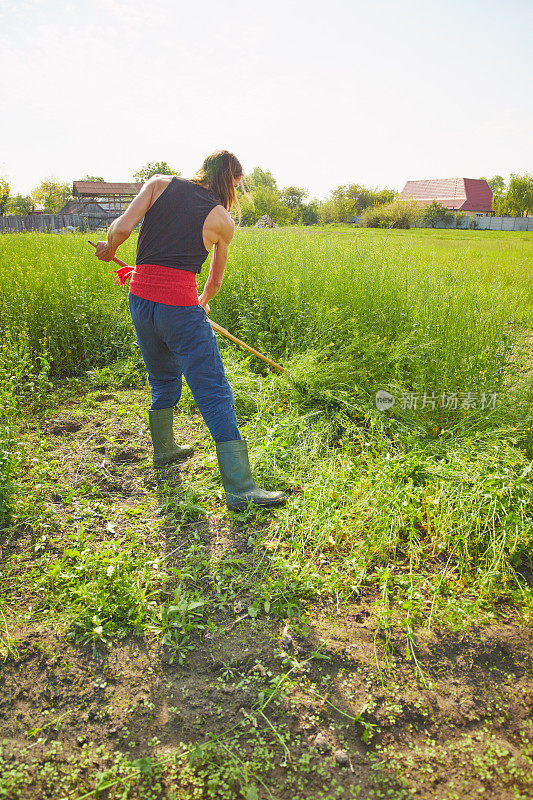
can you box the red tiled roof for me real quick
[400,178,493,212]
[73,181,142,196]
[461,179,493,212]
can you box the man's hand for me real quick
[94,241,117,262]
[94,177,160,263]
[198,294,210,314]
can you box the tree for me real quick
[239,186,291,226]
[5,194,33,215]
[280,186,307,210]
[0,178,9,214]
[31,178,71,212]
[479,175,505,195]
[505,173,533,217]
[329,184,358,221]
[479,174,533,216]
[325,184,397,222]
[480,175,506,214]
[299,200,319,225]
[238,194,257,226]
[422,200,453,228]
[80,175,105,182]
[245,167,278,192]
[373,188,398,207]
[133,162,179,182]
[317,198,340,224]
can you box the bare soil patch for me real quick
[1,387,532,799]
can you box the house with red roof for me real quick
[400,178,493,216]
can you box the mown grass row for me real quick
[1,228,532,633]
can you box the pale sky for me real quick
[0,0,531,200]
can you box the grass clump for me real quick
[37,533,209,660]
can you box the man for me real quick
[95,150,285,511]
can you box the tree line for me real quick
[1,164,532,222]
[480,175,533,218]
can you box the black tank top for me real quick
[136,177,221,273]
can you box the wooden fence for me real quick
[0,213,118,234]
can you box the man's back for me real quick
[135,176,222,272]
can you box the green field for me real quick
[1,227,532,800]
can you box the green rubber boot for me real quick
[215,439,286,511]
[148,408,194,468]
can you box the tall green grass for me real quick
[0,232,133,521]
[213,228,533,623]
[0,233,132,374]
[1,229,531,396]
[218,227,531,390]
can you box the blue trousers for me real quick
[128,293,241,443]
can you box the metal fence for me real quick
[349,214,533,232]
[416,215,533,231]
[0,213,118,234]
[463,215,533,232]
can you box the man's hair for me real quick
[191,150,246,221]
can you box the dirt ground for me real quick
[1,387,532,799]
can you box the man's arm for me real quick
[198,214,235,311]
[94,177,160,261]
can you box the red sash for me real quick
[122,263,199,307]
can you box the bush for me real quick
[360,199,422,229]
[422,200,454,228]
[319,184,398,224]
